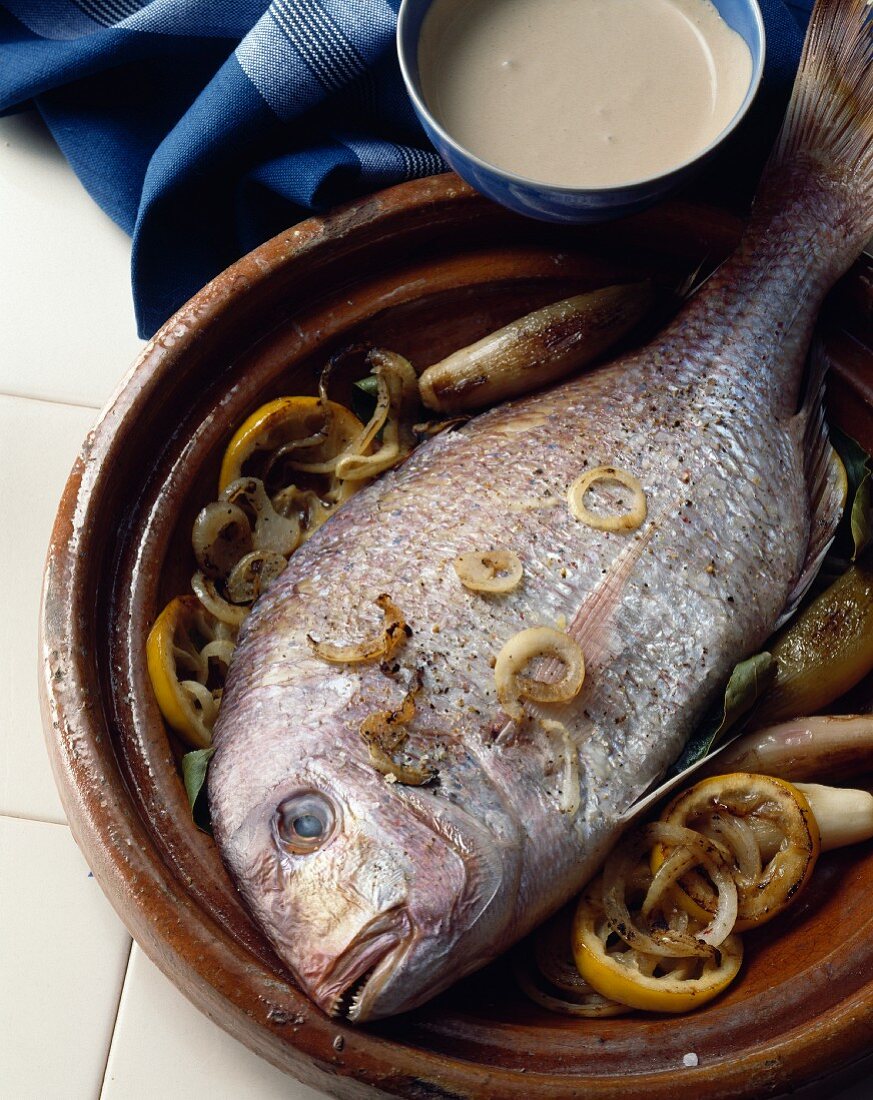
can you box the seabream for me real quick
[209,0,873,1022]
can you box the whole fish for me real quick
[210,0,873,1022]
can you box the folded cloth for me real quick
[1,0,813,339]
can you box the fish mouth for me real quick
[314,906,412,1021]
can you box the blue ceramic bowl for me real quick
[397,0,765,224]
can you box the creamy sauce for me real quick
[418,0,753,188]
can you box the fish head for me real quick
[211,692,518,1022]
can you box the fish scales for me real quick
[210,0,873,1022]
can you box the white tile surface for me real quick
[0,394,98,823]
[0,111,144,408]
[102,946,329,1100]
[0,815,132,1100]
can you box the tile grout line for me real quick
[96,938,135,1099]
[0,389,103,412]
[0,809,67,828]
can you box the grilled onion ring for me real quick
[603,822,737,956]
[453,550,523,594]
[494,627,585,718]
[568,466,647,532]
[308,594,410,664]
[573,880,743,1014]
[359,679,433,785]
[191,572,248,628]
[367,743,433,786]
[192,501,252,578]
[653,773,821,931]
[513,949,629,1018]
[223,477,301,558]
[334,350,419,482]
[541,718,580,815]
[226,549,288,604]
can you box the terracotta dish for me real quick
[40,175,873,1099]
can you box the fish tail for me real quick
[764,0,873,248]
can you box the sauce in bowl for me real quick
[418,0,753,189]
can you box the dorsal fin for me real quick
[775,340,847,628]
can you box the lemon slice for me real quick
[652,772,821,931]
[146,596,232,749]
[218,396,364,493]
[572,881,743,1013]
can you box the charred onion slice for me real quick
[567,466,647,532]
[191,572,248,628]
[541,719,580,815]
[529,908,626,1017]
[218,396,364,492]
[146,595,236,749]
[223,477,301,558]
[513,950,629,1018]
[334,350,419,482]
[308,594,410,664]
[603,822,737,956]
[271,485,335,543]
[226,549,288,604]
[494,627,585,717]
[572,879,743,1014]
[653,773,821,931]
[367,743,433,786]
[192,501,253,579]
[360,682,433,785]
[453,550,523,594]
[359,686,418,752]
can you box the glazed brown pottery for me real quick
[40,174,873,1100]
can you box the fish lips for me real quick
[312,903,414,1020]
[336,785,521,1022]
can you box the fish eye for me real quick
[274,792,336,856]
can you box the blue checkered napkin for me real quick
[0,1,811,339]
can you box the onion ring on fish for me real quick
[453,550,523,594]
[540,719,580,815]
[359,678,433,786]
[367,743,433,786]
[494,627,585,717]
[567,466,647,532]
[308,594,410,664]
[359,686,418,752]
